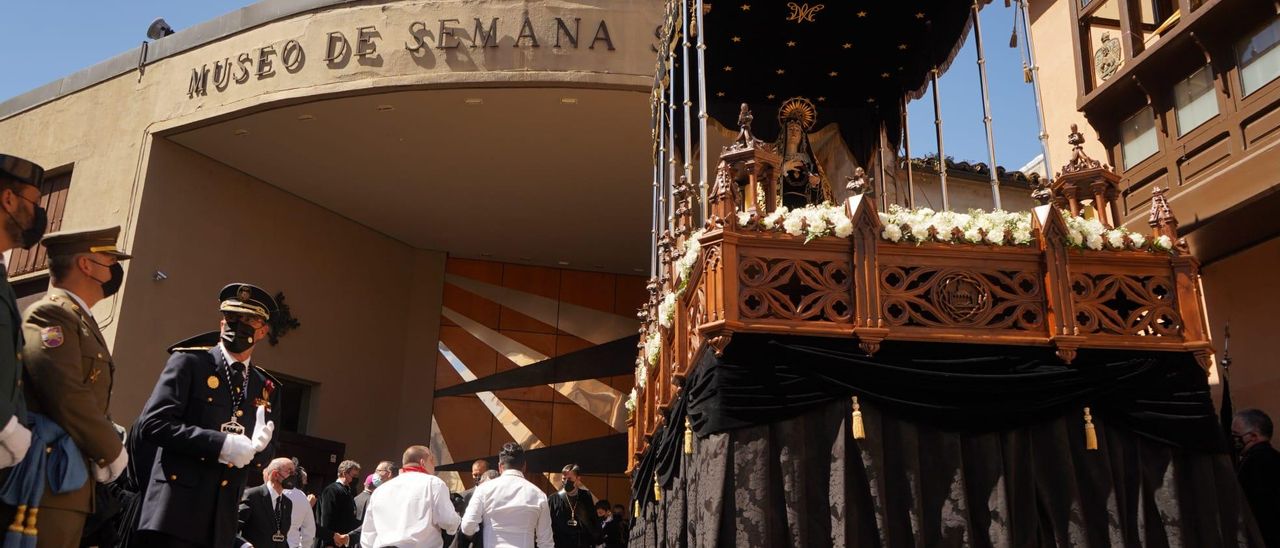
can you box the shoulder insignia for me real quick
[40,326,64,349]
[207,375,220,389]
[171,345,215,353]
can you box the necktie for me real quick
[230,362,246,396]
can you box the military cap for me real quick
[40,225,132,260]
[218,283,277,320]
[0,154,44,187]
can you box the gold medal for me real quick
[207,375,220,389]
[272,532,285,542]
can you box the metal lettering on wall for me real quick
[186,15,618,98]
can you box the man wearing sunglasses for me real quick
[0,154,50,474]
[5,226,133,547]
[136,283,281,548]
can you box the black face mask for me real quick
[88,261,124,298]
[282,473,298,490]
[3,199,45,250]
[563,478,575,492]
[221,320,258,354]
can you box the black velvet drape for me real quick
[629,336,1263,547]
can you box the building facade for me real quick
[1029,0,1280,417]
[0,0,662,494]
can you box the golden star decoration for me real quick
[829,71,839,77]
[915,12,926,19]
[817,96,827,102]
[786,40,797,47]
[716,91,726,97]
[856,10,868,17]
[723,65,734,71]
[898,43,908,50]
[766,93,777,99]
[731,36,742,43]
[880,72,891,78]
[842,42,852,49]
[866,97,876,103]
[775,69,786,75]
[740,3,751,11]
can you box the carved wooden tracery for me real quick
[738,256,852,322]
[880,267,1043,330]
[1069,273,1181,337]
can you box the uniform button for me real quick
[221,480,228,487]
[235,410,243,417]
[97,353,104,359]
[207,397,214,403]
[45,447,52,454]
[169,475,177,481]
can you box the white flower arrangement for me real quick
[673,230,704,287]
[657,292,677,329]
[644,329,662,366]
[1061,215,1161,252]
[625,387,638,413]
[876,205,1035,246]
[739,203,854,242]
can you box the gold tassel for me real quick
[23,507,38,535]
[684,417,693,455]
[8,505,25,533]
[851,396,866,440]
[653,473,662,502]
[1084,407,1098,451]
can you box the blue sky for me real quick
[0,1,1043,169]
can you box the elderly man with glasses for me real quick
[1233,408,1280,547]
[135,283,282,548]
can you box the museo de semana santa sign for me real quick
[186,13,623,98]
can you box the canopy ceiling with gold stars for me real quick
[658,0,981,164]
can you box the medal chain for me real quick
[224,362,250,420]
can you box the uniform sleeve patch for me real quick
[40,326,64,348]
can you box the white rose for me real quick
[783,214,805,236]
[1067,229,1084,247]
[1106,230,1126,250]
[1086,233,1104,250]
[911,224,931,242]
[964,228,984,243]
[1129,232,1146,249]
[1155,235,1174,250]
[737,211,752,227]
[833,217,854,238]
[882,224,903,242]
[984,228,1003,245]
[1013,229,1033,245]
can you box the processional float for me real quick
[627,1,1256,546]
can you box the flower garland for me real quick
[1062,215,1173,252]
[633,229,705,412]
[738,203,854,242]
[878,205,1034,246]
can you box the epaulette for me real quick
[166,331,221,354]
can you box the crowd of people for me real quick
[238,443,630,548]
[0,153,1276,547]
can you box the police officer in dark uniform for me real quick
[135,284,282,547]
[0,154,48,472]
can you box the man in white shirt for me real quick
[360,445,459,548]
[284,466,315,548]
[461,443,554,548]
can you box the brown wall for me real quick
[112,137,447,470]
[435,257,643,503]
[1202,236,1280,422]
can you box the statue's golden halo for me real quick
[778,97,817,131]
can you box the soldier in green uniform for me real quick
[0,154,49,470]
[17,226,132,547]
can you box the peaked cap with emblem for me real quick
[219,283,277,320]
[41,225,132,260]
[0,153,45,188]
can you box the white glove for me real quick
[250,406,274,453]
[0,416,31,469]
[218,433,255,468]
[93,446,129,483]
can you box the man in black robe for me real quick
[547,464,600,548]
[1234,409,1280,547]
[314,459,361,547]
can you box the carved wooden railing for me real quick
[626,121,1214,474]
[626,201,1213,474]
